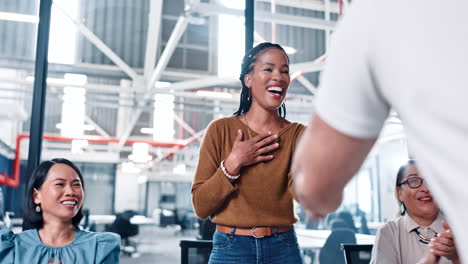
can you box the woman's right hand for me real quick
[223,129,279,176]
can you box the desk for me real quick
[89,215,157,225]
[8,216,156,234]
[296,229,375,250]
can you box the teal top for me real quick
[0,227,120,264]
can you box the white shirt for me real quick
[370,213,450,264]
[315,0,468,262]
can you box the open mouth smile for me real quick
[61,200,78,207]
[267,86,284,98]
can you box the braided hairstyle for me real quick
[234,42,289,117]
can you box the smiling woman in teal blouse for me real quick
[0,158,120,264]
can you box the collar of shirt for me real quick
[403,212,445,234]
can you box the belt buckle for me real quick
[251,226,265,238]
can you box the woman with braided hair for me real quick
[192,42,304,263]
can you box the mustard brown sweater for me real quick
[191,116,305,227]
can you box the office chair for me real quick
[319,227,357,264]
[341,244,373,264]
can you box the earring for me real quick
[400,203,406,215]
[36,204,41,213]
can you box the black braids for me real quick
[234,42,289,117]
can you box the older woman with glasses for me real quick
[370,160,460,264]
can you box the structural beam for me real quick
[164,76,237,91]
[290,60,325,73]
[54,2,139,80]
[85,115,111,138]
[0,77,130,94]
[118,15,190,148]
[163,58,324,93]
[173,114,202,143]
[25,0,52,188]
[143,0,164,79]
[245,0,254,52]
[297,75,318,95]
[257,11,335,31]
[257,0,340,13]
[1,56,323,95]
[147,15,190,90]
[0,11,39,23]
[192,3,336,31]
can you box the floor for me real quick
[120,225,200,264]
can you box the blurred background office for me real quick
[0,0,412,263]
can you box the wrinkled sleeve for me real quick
[191,120,238,219]
[95,232,120,264]
[0,228,16,263]
[315,0,390,139]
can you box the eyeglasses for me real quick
[398,177,424,189]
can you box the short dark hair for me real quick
[395,159,416,215]
[234,42,289,117]
[22,158,85,230]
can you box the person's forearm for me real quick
[295,167,344,216]
[292,115,376,216]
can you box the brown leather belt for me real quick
[216,225,293,238]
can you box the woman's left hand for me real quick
[429,221,460,264]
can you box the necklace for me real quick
[414,228,436,244]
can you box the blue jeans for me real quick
[208,229,303,264]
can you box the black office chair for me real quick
[179,240,213,264]
[319,228,357,264]
[341,244,373,264]
[106,211,139,256]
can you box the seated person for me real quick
[337,210,358,233]
[330,218,352,230]
[319,219,357,264]
[0,158,120,264]
[370,160,459,264]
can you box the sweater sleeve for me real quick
[287,172,298,201]
[288,124,306,201]
[191,120,238,219]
